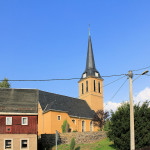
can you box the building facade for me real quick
[0,89,38,150]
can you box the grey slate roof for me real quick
[39,90,95,119]
[0,88,38,113]
[81,35,102,80]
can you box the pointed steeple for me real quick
[81,28,101,79]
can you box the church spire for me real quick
[81,29,101,79]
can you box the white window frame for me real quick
[21,117,28,125]
[6,117,12,125]
[57,115,61,121]
[20,139,29,150]
[4,139,13,150]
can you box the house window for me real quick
[72,119,76,124]
[86,81,88,92]
[22,117,28,125]
[21,139,28,149]
[82,83,84,94]
[58,116,61,120]
[5,139,12,149]
[6,117,12,125]
[98,82,100,93]
[94,80,96,92]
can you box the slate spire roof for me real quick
[81,29,102,79]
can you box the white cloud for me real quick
[104,87,150,112]
[133,87,150,104]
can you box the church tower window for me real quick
[86,81,88,92]
[94,80,96,92]
[82,83,84,94]
[98,82,100,93]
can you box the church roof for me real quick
[81,31,102,80]
[39,90,95,119]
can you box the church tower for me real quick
[79,30,103,112]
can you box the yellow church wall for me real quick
[79,77,103,112]
[38,103,99,135]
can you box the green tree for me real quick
[107,101,150,150]
[61,120,70,133]
[70,138,76,150]
[0,78,10,88]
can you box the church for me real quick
[38,31,104,135]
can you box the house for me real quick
[0,89,38,150]
[38,31,104,135]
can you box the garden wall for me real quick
[41,131,106,148]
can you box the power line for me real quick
[0,74,127,82]
[132,65,150,72]
[103,76,126,88]
[104,78,128,109]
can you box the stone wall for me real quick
[41,131,106,148]
[59,131,106,144]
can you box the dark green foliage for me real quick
[70,138,76,150]
[107,101,150,150]
[104,119,110,131]
[61,120,70,133]
[0,78,10,88]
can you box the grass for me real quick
[51,138,116,150]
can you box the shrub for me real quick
[107,101,150,150]
[61,120,70,133]
[70,138,76,150]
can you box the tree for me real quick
[92,110,109,130]
[61,120,70,133]
[107,101,150,150]
[70,138,76,150]
[0,78,10,88]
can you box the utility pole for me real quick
[128,70,135,150]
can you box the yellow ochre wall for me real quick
[79,77,103,112]
[38,103,98,135]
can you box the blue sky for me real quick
[0,1,150,106]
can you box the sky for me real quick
[0,1,150,111]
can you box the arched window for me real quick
[86,81,88,92]
[98,82,100,93]
[82,121,85,132]
[90,121,93,131]
[82,83,84,94]
[94,80,96,92]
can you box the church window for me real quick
[90,121,93,131]
[57,116,61,120]
[82,83,84,94]
[82,121,85,132]
[86,81,88,92]
[95,72,99,77]
[83,73,86,78]
[72,119,76,124]
[98,82,100,93]
[94,80,96,92]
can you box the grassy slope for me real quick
[52,138,116,150]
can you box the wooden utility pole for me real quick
[128,70,135,150]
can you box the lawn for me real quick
[52,138,116,150]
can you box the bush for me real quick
[70,138,76,150]
[61,120,70,133]
[107,101,150,150]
